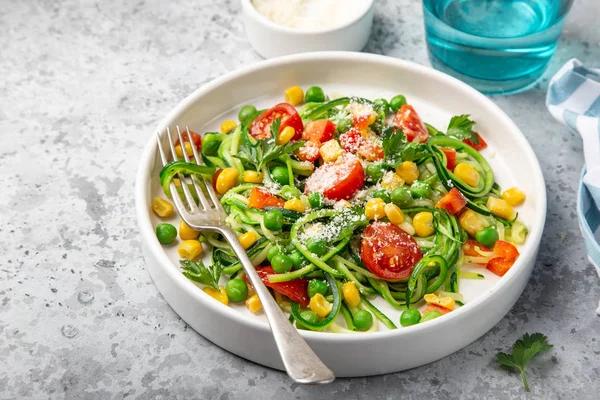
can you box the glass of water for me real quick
[423,0,574,94]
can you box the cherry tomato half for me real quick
[250,103,303,140]
[256,266,310,307]
[304,156,365,201]
[339,128,384,161]
[302,120,336,143]
[361,222,423,281]
[392,104,430,143]
[296,140,321,162]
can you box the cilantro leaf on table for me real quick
[446,114,480,144]
[496,332,553,392]
[180,259,222,290]
[234,118,303,171]
[382,126,429,167]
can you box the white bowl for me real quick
[241,0,374,58]
[135,52,547,377]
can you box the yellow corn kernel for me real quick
[384,203,404,225]
[276,126,295,145]
[502,187,526,206]
[246,294,262,313]
[243,170,263,184]
[173,178,181,186]
[203,286,229,305]
[309,293,332,318]
[178,240,203,260]
[216,167,239,194]
[152,197,174,218]
[366,112,377,126]
[179,220,200,240]
[220,119,237,134]
[381,171,405,190]
[365,198,386,220]
[319,139,344,163]
[424,293,455,310]
[396,161,420,184]
[487,197,516,220]
[239,231,258,249]
[342,281,361,307]
[454,163,480,188]
[413,211,435,237]
[175,142,194,158]
[284,198,305,213]
[284,86,304,106]
[458,209,489,237]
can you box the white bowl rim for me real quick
[241,0,374,35]
[135,51,547,343]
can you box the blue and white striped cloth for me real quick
[546,59,600,314]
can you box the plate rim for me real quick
[135,51,547,342]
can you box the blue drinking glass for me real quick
[423,0,574,94]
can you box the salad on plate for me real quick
[151,85,529,333]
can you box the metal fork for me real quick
[156,126,335,384]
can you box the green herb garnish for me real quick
[446,114,479,144]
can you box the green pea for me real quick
[289,250,306,269]
[391,186,412,207]
[238,105,257,123]
[308,192,324,209]
[264,210,284,231]
[267,245,280,262]
[420,310,442,323]
[373,189,391,203]
[389,94,407,112]
[475,227,499,248]
[280,185,301,200]
[271,254,293,273]
[353,310,374,331]
[336,117,353,134]
[308,280,329,298]
[225,279,248,302]
[306,237,327,256]
[366,163,385,182]
[373,98,389,114]
[305,86,325,103]
[270,166,290,186]
[410,181,432,199]
[297,310,320,329]
[400,308,422,327]
[155,223,177,245]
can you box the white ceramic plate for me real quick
[135,52,547,377]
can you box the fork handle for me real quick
[221,229,335,384]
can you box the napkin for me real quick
[546,59,600,314]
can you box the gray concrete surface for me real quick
[1,0,599,399]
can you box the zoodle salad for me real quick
[152,85,529,333]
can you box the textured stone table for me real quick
[1,0,599,398]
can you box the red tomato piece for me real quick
[493,240,519,261]
[174,130,202,151]
[361,222,423,281]
[392,105,430,143]
[441,147,456,170]
[462,239,491,259]
[302,120,336,143]
[296,140,321,162]
[304,156,365,200]
[463,133,488,151]
[486,257,514,276]
[250,103,303,140]
[256,266,309,307]
[211,169,222,192]
[435,188,467,215]
[423,303,453,315]
[339,128,384,161]
[248,187,285,209]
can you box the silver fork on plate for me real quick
[156,126,335,384]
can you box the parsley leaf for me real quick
[180,259,222,290]
[234,118,303,171]
[446,114,479,144]
[496,332,553,392]
[382,126,429,167]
